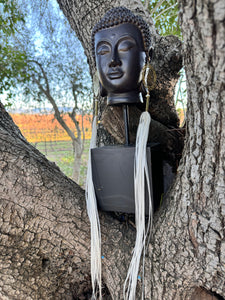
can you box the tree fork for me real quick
[0,0,224,299]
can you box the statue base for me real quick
[91,144,165,214]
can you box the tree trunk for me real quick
[0,0,224,299]
[148,0,225,298]
[72,153,81,183]
[72,140,83,183]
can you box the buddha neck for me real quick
[107,90,141,106]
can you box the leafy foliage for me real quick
[146,0,181,37]
[0,0,23,35]
[0,0,30,104]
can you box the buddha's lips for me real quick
[107,69,123,79]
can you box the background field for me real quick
[34,140,90,187]
[11,113,92,187]
[12,113,92,142]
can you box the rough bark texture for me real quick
[146,0,225,298]
[0,103,90,299]
[0,0,225,299]
[0,103,135,299]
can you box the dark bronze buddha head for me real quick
[92,7,151,105]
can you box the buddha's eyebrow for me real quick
[118,35,136,41]
[117,35,137,44]
[96,40,111,49]
[96,34,136,46]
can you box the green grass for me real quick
[32,140,90,188]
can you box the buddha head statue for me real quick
[91,7,152,106]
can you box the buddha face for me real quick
[94,23,146,104]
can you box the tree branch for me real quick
[29,60,78,143]
[28,59,50,94]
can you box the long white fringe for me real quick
[85,116,102,299]
[123,111,153,300]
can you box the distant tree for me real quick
[6,0,92,182]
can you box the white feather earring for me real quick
[123,61,156,300]
[85,74,102,300]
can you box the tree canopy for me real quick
[0,0,29,103]
[147,0,181,37]
[1,0,91,112]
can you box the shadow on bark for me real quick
[191,287,225,300]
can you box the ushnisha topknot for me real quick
[91,6,151,60]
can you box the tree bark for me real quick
[72,139,83,183]
[0,0,225,299]
[147,0,225,298]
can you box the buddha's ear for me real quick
[99,82,107,97]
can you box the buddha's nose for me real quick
[109,49,122,67]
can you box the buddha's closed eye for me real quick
[118,40,136,52]
[97,44,110,55]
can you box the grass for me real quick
[32,139,90,188]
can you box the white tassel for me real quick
[123,111,153,300]
[85,116,102,299]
